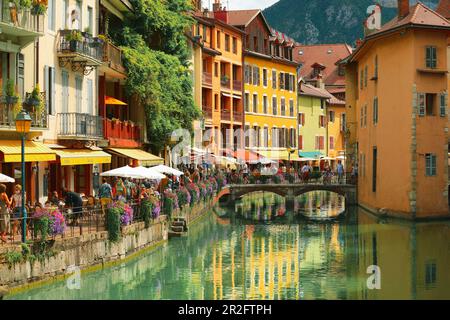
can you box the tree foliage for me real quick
[110,0,200,153]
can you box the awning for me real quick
[258,150,289,161]
[299,151,323,159]
[221,93,232,98]
[108,148,164,166]
[0,140,56,162]
[55,149,112,166]
[105,96,127,106]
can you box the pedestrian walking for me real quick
[337,161,344,184]
[99,178,113,215]
[0,184,11,243]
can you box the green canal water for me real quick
[6,191,450,300]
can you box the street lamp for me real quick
[15,109,32,243]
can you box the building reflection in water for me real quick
[7,192,450,300]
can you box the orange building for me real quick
[344,0,450,219]
[191,3,245,155]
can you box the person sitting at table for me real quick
[62,187,83,226]
[49,191,60,207]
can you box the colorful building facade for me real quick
[344,0,450,218]
[0,0,161,205]
[297,83,329,160]
[294,43,351,163]
[191,4,245,155]
[227,8,298,161]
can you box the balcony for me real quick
[58,113,103,140]
[0,5,44,44]
[104,119,142,148]
[203,107,212,120]
[100,41,126,78]
[202,72,212,87]
[221,77,231,90]
[0,96,48,131]
[233,80,242,92]
[233,111,243,122]
[221,109,231,121]
[57,30,103,75]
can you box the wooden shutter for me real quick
[298,135,303,150]
[44,65,49,114]
[440,93,447,117]
[418,93,426,116]
[87,79,93,115]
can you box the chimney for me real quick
[398,0,410,19]
[212,0,221,13]
[213,0,229,24]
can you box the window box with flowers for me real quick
[31,0,47,15]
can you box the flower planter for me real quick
[26,97,40,107]
[5,96,19,105]
[69,40,79,52]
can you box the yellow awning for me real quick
[0,140,56,162]
[258,150,290,161]
[288,153,303,161]
[108,148,164,166]
[55,149,112,166]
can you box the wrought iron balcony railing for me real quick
[58,113,103,139]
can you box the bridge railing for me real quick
[225,172,357,186]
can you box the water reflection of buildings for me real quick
[356,212,450,300]
[8,193,450,300]
[297,191,346,218]
[211,226,301,300]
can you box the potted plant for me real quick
[97,34,109,43]
[83,27,92,36]
[5,79,19,105]
[25,84,42,108]
[31,0,47,15]
[221,75,229,84]
[13,0,32,10]
[65,30,83,52]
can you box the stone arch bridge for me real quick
[217,183,357,210]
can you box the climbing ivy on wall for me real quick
[110,0,201,153]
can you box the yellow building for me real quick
[227,9,298,161]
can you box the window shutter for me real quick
[439,93,447,117]
[298,135,303,150]
[44,65,49,114]
[51,67,56,115]
[431,47,437,68]
[87,79,93,115]
[418,93,426,116]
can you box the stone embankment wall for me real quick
[0,216,169,292]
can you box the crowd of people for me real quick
[0,160,358,242]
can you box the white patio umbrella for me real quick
[131,166,167,180]
[100,165,143,179]
[257,157,276,165]
[151,165,184,177]
[0,173,15,183]
[298,157,317,162]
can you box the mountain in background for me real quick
[263,0,439,45]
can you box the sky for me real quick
[202,0,280,10]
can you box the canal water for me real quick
[7,191,450,300]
